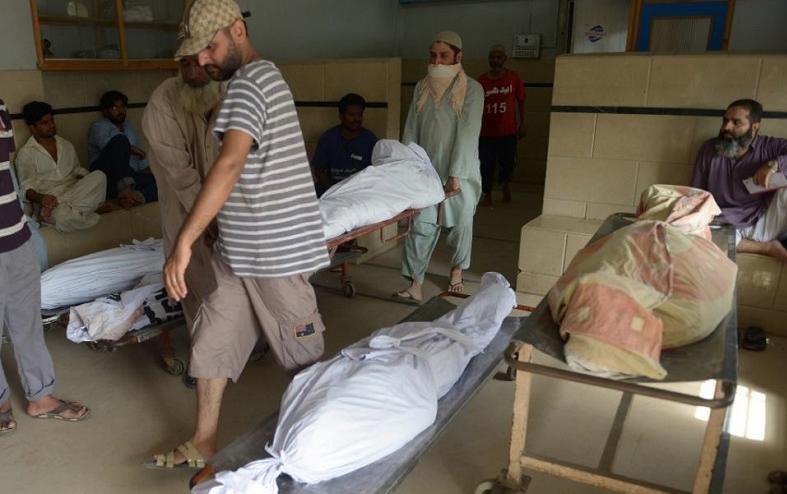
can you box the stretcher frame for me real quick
[42,304,189,375]
[189,292,534,492]
[318,189,458,298]
[478,213,738,494]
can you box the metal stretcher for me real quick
[478,213,738,494]
[188,294,533,492]
[320,190,458,298]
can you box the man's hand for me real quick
[164,242,192,302]
[444,176,461,193]
[117,189,142,209]
[204,220,219,247]
[130,145,146,159]
[753,163,777,188]
[40,194,58,210]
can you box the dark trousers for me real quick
[479,135,517,194]
[90,134,158,203]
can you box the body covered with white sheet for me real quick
[40,238,164,309]
[194,273,515,494]
[319,139,445,239]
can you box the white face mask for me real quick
[427,63,462,79]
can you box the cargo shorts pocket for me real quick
[271,311,325,371]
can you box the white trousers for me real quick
[738,187,787,244]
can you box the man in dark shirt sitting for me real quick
[690,99,787,261]
[312,93,378,196]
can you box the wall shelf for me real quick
[31,0,186,71]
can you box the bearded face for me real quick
[715,106,759,158]
[203,30,243,82]
[176,76,221,115]
[715,126,754,158]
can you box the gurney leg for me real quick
[507,343,534,486]
[159,331,186,376]
[476,343,533,494]
[341,263,356,298]
[692,380,726,493]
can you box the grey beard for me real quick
[176,77,221,115]
[715,132,753,158]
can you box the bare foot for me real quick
[0,401,16,434]
[738,238,787,262]
[394,282,423,302]
[765,240,787,262]
[95,202,115,214]
[27,395,89,421]
[502,183,512,203]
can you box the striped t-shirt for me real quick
[0,99,31,253]
[213,60,329,278]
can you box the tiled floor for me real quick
[0,184,784,494]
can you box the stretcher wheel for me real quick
[342,282,356,298]
[475,479,527,494]
[87,341,116,352]
[162,355,187,376]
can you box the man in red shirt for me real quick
[477,45,526,206]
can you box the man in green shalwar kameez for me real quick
[395,31,483,303]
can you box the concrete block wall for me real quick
[280,57,402,155]
[545,54,787,220]
[520,53,787,336]
[401,58,555,186]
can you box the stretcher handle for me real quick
[437,291,535,313]
[503,342,736,409]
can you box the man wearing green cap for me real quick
[152,0,330,470]
[394,31,483,303]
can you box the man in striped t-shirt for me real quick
[151,0,329,469]
[0,99,89,433]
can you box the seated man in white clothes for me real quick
[690,99,787,261]
[15,101,109,232]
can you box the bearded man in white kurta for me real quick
[15,101,107,232]
[395,31,483,303]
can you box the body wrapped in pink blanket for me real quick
[548,185,737,380]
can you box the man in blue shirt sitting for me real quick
[312,93,378,196]
[88,90,158,209]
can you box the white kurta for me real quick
[15,135,106,232]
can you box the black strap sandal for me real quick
[741,326,769,351]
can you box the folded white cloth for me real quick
[319,139,445,240]
[193,273,515,494]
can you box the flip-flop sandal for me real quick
[447,279,464,294]
[741,326,768,351]
[0,409,17,435]
[391,290,422,304]
[31,399,89,422]
[145,441,206,470]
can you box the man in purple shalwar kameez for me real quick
[691,99,787,261]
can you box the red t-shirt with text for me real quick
[478,70,526,138]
